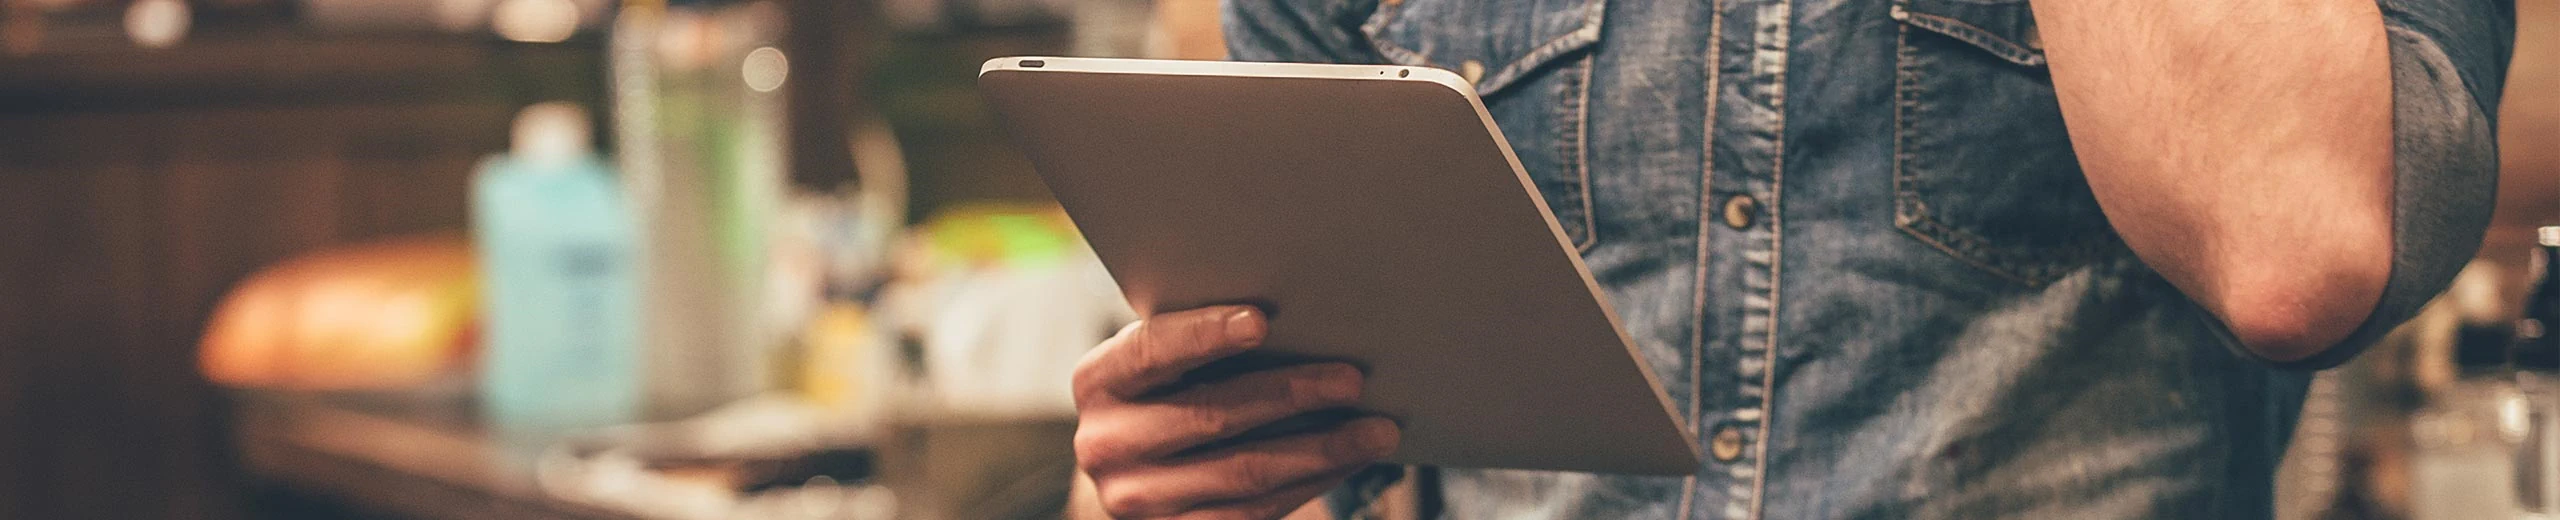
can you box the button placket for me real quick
[1729,0,1791,518]
[1689,0,1788,517]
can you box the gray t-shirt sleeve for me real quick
[2224,0,2513,370]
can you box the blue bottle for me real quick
[472,103,643,459]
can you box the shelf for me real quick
[0,35,601,114]
[234,393,634,520]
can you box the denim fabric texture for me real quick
[1220,0,2514,517]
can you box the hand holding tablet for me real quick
[981,56,1701,518]
[1069,305,1394,518]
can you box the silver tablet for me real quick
[980,57,1699,476]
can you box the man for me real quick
[1069,0,2515,517]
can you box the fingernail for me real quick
[1225,307,1265,343]
[1321,364,1365,402]
[1353,418,1400,455]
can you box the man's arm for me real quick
[2031,0,2402,362]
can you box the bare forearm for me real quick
[2031,0,2395,360]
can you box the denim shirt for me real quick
[1222,0,2513,518]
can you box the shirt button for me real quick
[1721,194,1759,230]
[1459,60,1486,85]
[1710,425,1747,462]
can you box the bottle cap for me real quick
[511,102,592,167]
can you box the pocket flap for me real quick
[1892,0,2046,67]
[1361,0,1606,96]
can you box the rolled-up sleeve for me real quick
[2230,0,2514,370]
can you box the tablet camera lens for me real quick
[1398,69,1410,78]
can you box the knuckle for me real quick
[1073,332,1138,401]
[1124,326,1165,373]
[1136,314,1184,347]
[1185,403,1237,439]
[1070,343,1112,385]
[1096,482,1165,519]
[1069,368,1105,408]
[1074,424,1134,470]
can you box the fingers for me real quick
[1071,305,1387,520]
[1076,362,1366,469]
[1094,417,1400,519]
[1169,465,1365,520]
[1075,305,1269,401]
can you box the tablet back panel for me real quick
[980,57,1700,475]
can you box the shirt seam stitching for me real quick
[1681,0,1725,516]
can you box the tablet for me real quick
[979,57,1700,476]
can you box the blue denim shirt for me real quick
[1222,0,2514,517]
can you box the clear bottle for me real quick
[613,0,790,419]
[472,103,644,462]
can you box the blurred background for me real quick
[0,0,2551,519]
[0,0,1219,517]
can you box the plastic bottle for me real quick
[472,102,644,460]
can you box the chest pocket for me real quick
[1892,0,2114,286]
[1363,0,1606,250]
